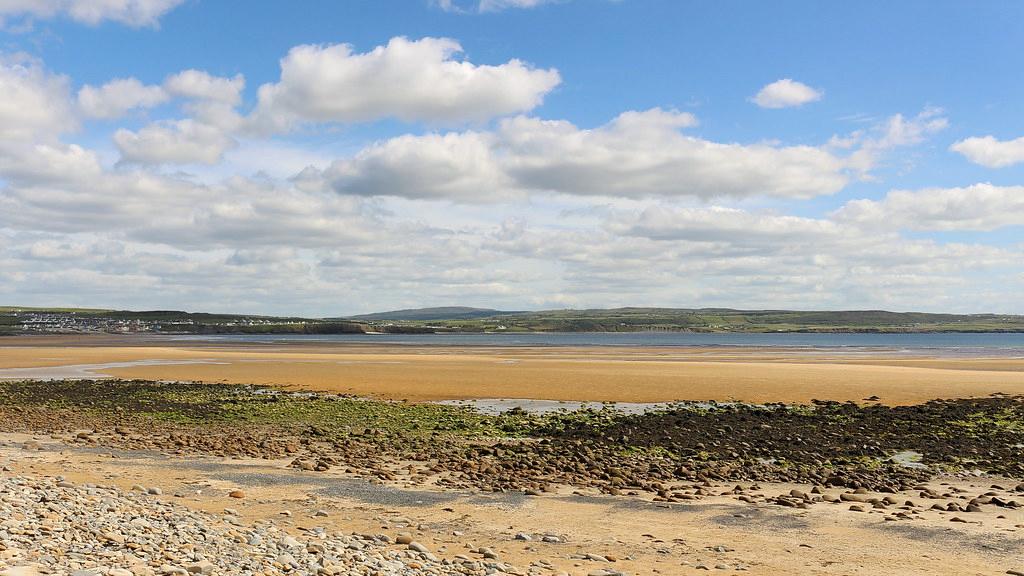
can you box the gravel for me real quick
[0,475,527,575]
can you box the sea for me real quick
[171,331,1024,358]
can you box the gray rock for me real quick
[409,541,430,554]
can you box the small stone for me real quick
[228,490,245,498]
[409,541,430,554]
[147,486,162,495]
[185,560,215,575]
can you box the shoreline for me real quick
[1,335,1023,405]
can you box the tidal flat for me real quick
[1,336,1023,574]
[2,334,1024,404]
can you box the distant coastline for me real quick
[3,305,1024,336]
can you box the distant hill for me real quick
[346,306,521,321]
[5,304,1024,334]
[341,306,1024,333]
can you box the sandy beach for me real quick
[1,335,1022,405]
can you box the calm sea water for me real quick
[172,331,1024,358]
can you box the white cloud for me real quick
[436,0,558,12]
[325,130,512,202]
[609,205,841,242]
[478,208,1021,311]
[77,77,168,119]
[0,56,74,141]
[108,70,245,165]
[321,108,849,201]
[752,79,822,109]
[873,107,949,148]
[0,0,185,27]
[2,54,1022,314]
[164,70,244,104]
[950,135,1024,168]
[834,183,1024,231]
[250,36,561,131]
[478,0,556,11]
[114,119,236,165]
[840,107,949,175]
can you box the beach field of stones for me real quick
[0,475,532,576]
[1,379,1023,575]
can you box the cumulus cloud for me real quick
[752,79,822,109]
[164,70,244,104]
[109,71,245,165]
[320,108,848,201]
[250,36,561,131]
[113,119,237,165]
[2,52,1022,314]
[77,77,168,119]
[479,208,1021,311]
[950,135,1024,168]
[0,144,377,249]
[325,131,513,202]
[2,137,1021,312]
[0,56,74,141]
[0,0,185,27]
[834,183,1024,231]
[609,205,841,243]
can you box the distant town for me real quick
[0,308,368,336]
[8,311,301,334]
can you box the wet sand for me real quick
[1,335,1022,404]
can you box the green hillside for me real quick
[347,306,1024,333]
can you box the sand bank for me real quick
[1,336,1022,404]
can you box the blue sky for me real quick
[1,0,1023,315]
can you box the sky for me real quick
[1,0,1023,316]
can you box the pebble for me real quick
[0,475,512,576]
[408,542,430,554]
